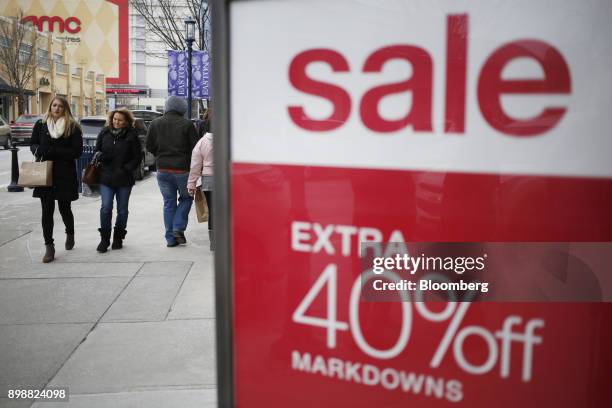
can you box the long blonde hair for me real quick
[42,96,79,137]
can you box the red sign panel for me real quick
[232,164,612,406]
[22,16,82,33]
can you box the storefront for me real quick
[0,77,33,121]
[105,85,150,110]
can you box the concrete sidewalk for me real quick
[0,174,216,408]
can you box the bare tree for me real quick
[130,0,211,52]
[187,0,211,52]
[0,12,37,115]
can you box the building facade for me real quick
[0,15,106,120]
[1,0,210,119]
[0,0,127,120]
[121,0,210,113]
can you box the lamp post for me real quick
[7,145,23,192]
[185,18,196,120]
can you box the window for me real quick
[70,97,78,115]
[19,43,32,53]
[133,26,145,37]
[132,38,145,52]
[19,50,32,64]
[37,49,50,69]
[95,99,104,115]
[132,49,146,63]
[15,115,41,124]
[55,63,67,74]
[134,15,145,26]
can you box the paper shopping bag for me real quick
[194,188,209,223]
[18,160,53,187]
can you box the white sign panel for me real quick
[231,0,612,178]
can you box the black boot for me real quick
[97,228,111,253]
[111,228,127,250]
[43,244,55,263]
[209,230,215,251]
[65,233,75,250]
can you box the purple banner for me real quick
[167,50,210,99]
[192,51,210,99]
[167,50,187,97]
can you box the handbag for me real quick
[18,148,53,187]
[194,188,209,223]
[82,161,100,186]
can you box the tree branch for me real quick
[130,0,211,52]
[0,11,37,113]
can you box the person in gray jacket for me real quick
[146,96,199,246]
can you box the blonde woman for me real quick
[94,108,142,252]
[30,96,83,263]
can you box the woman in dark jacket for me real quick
[94,108,142,252]
[30,96,83,263]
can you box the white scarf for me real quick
[47,117,66,139]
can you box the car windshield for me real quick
[80,120,105,135]
[16,116,40,123]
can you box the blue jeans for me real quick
[100,184,132,230]
[156,171,193,244]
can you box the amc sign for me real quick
[22,15,81,34]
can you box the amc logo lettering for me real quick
[22,15,82,34]
[288,14,571,137]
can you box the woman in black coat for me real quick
[94,108,142,252]
[30,96,83,263]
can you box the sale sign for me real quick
[227,0,612,406]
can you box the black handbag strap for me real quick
[92,151,102,166]
[33,146,46,162]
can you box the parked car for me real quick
[0,115,11,149]
[131,109,163,126]
[79,116,156,180]
[9,114,42,145]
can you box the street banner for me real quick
[225,0,612,407]
[167,50,210,98]
[168,50,187,97]
[192,51,210,99]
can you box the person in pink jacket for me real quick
[187,131,214,250]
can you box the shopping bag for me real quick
[194,188,209,223]
[18,160,53,187]
[82,162,100,186]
